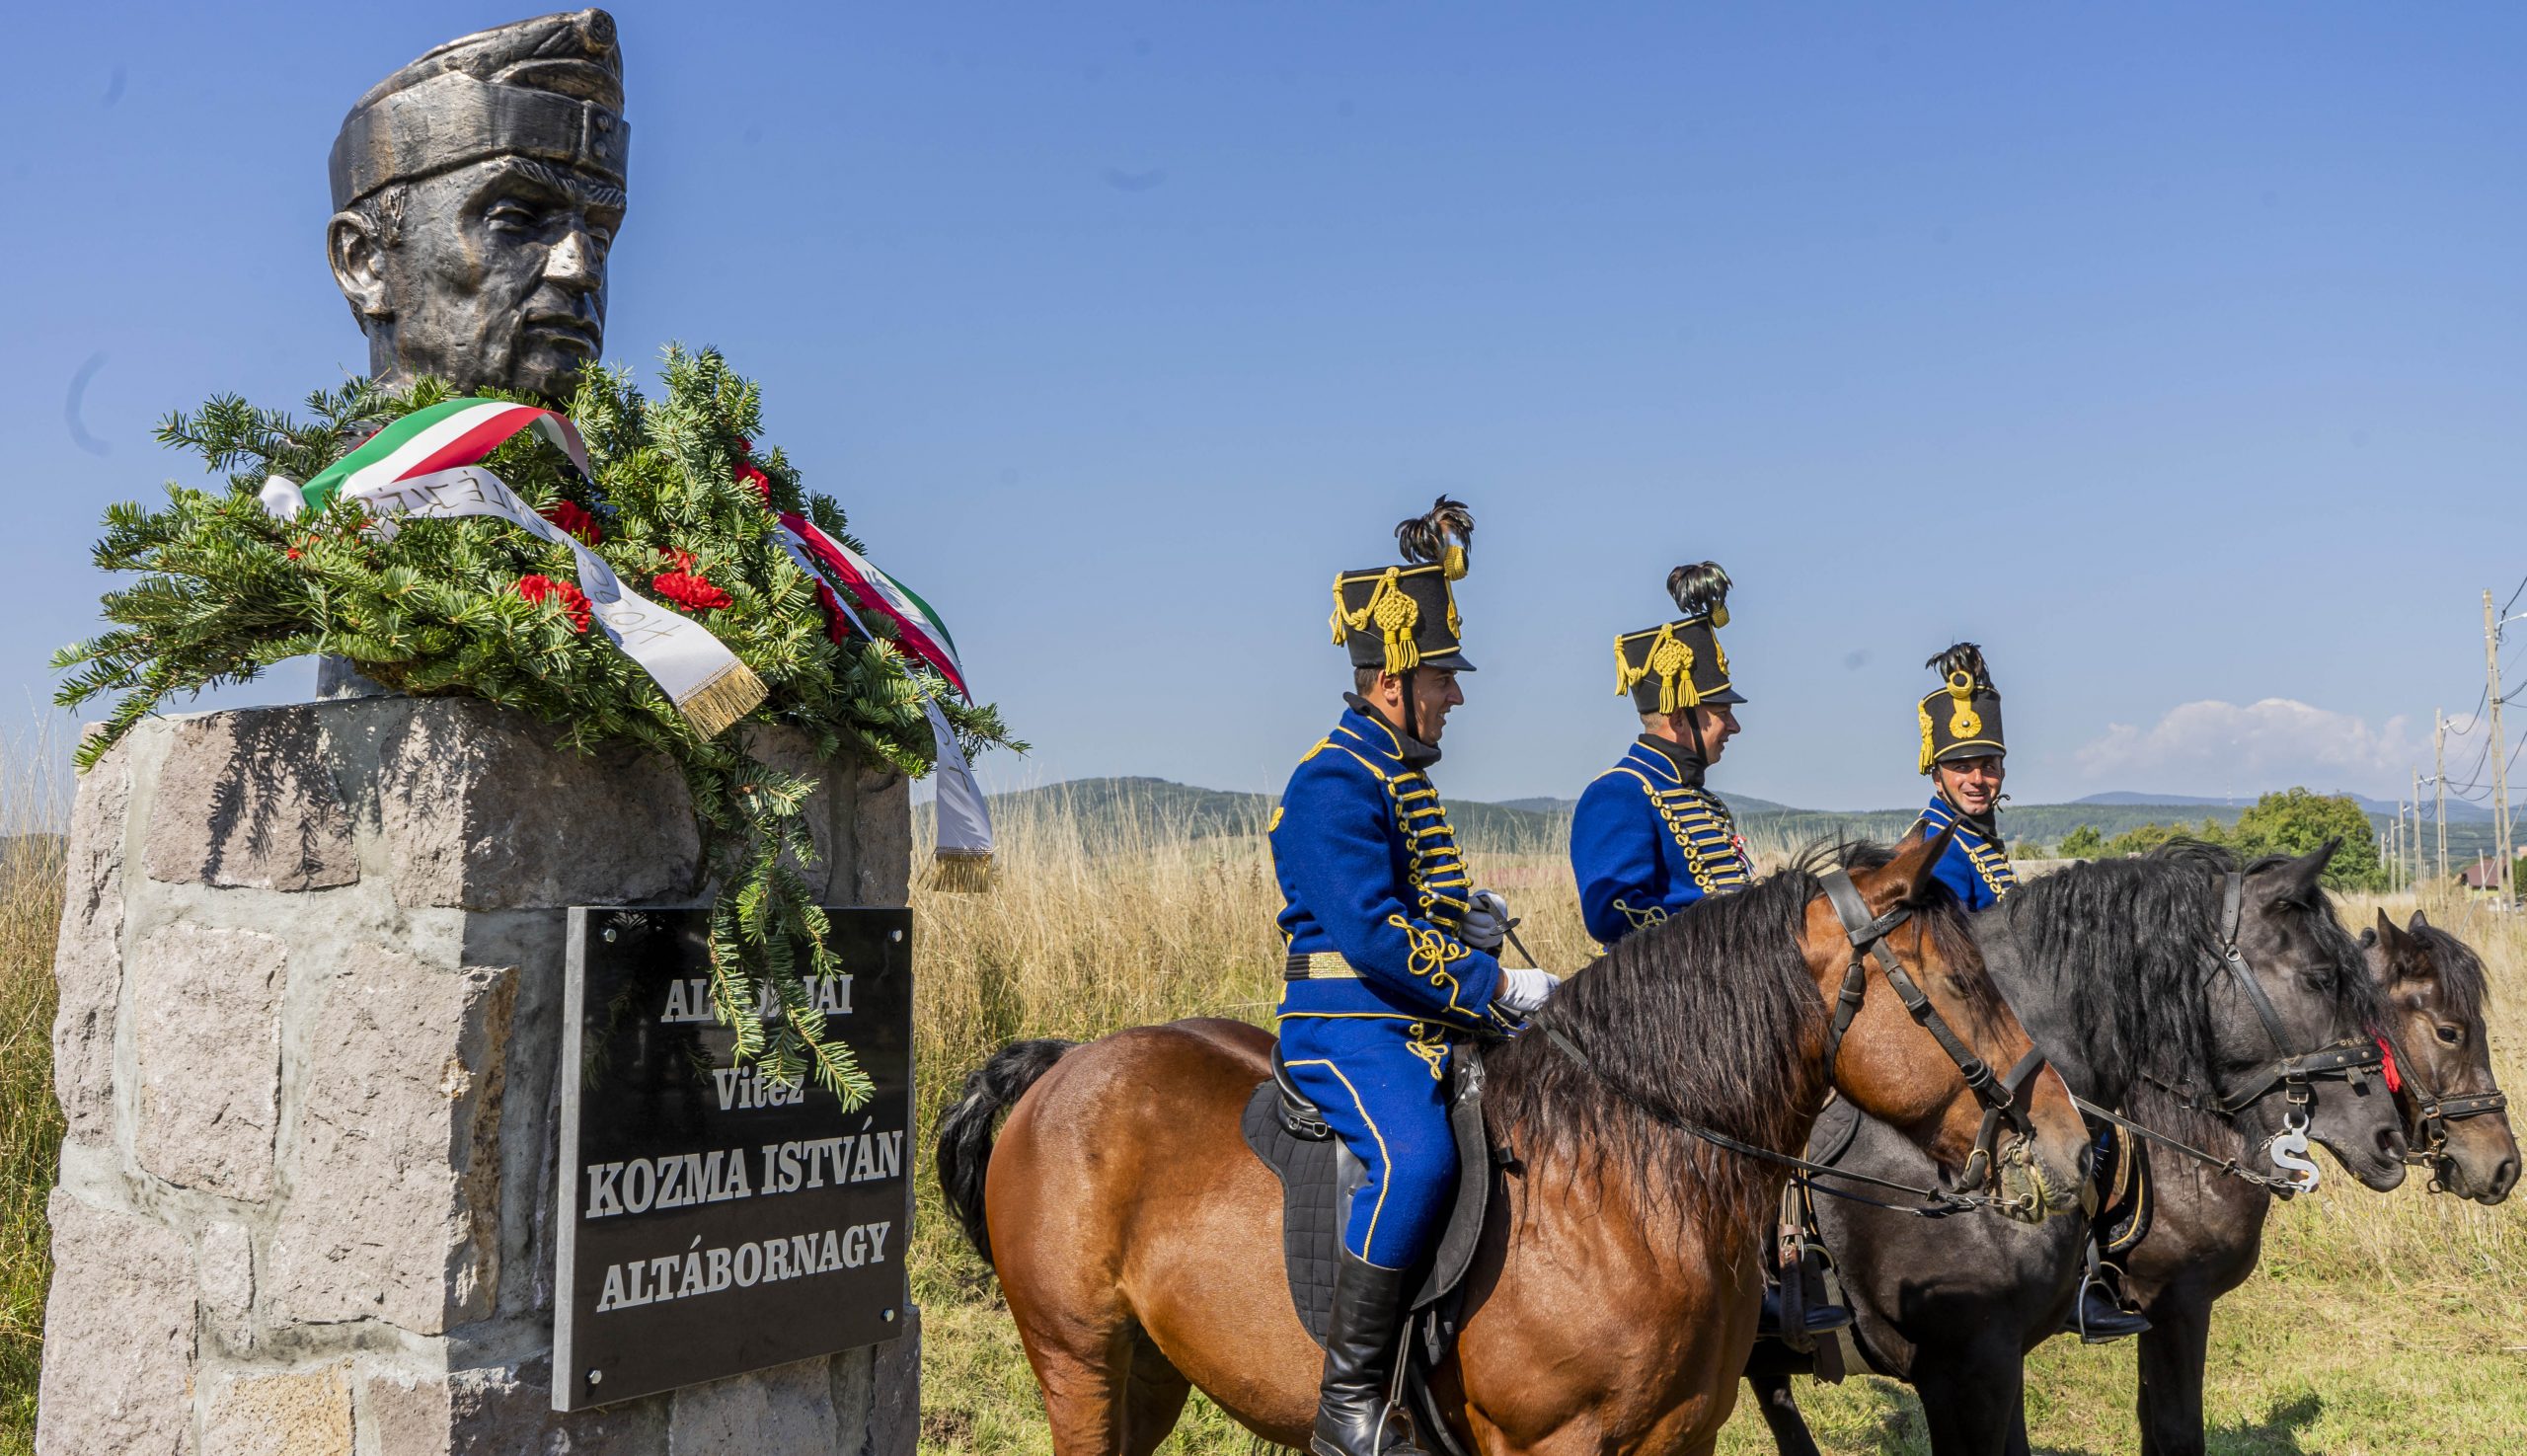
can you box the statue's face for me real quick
[345,155,626,401]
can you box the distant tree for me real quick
[2225,788,2387,891]
[2058,824,2106,859]
[2105,820,2199,857]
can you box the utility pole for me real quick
[2435,709,2449,884]
[2412,770,2425,891]
[2487,590,2514,902]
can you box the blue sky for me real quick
[7,3,2524,811]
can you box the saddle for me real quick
[1239,1039,1493,1349]
[2094,1118,2154,1258]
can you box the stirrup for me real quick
[2069,1246,2151,1345]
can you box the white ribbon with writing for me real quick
[349,465,765,735]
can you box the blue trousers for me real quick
[1277,1015,1457,1270]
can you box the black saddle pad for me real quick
[1240,1040,1492,1347]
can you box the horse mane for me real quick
[2001,840,2381,1091]
[2382,920,2492,1026]
[1483,839,1987,1249]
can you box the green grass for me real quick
[0,756,65,1456]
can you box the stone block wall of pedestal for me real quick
[37,697,919,1456]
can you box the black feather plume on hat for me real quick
[1394,497,1475,567]
[1666,562,1731,622]
[1926,642,1992,689]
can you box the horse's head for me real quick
[2368,909,2515,1203]
[1798,832,2090,1223]
[2206,843,2408,1191]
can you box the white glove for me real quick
[1494,965,1559,1017]
[1460,889,1512,952]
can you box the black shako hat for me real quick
[1331,498,1477,675]
[1918,643,2006,772]
[1615,562,1743,715]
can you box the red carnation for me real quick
[541,498,602,545]
[652,569,732,613]
[665,548,696,571]
[731,438,774,503]
[515,574,592,633]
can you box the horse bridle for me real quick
[2370,1020,2510,1183]
[2111,871,2388,1195]
[1815,868,2049,1200]
[2192,874,2385,1118]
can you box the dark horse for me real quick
[1747,843,2412,1456]
[2112,907,2515,1456]
[937,839,2094,1456]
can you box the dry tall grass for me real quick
[0,770,2518,1453]
[908,794,2527,1455]
[0,738,66,1456]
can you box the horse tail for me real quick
[934,1037,1078,1266]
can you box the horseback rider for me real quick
[1271,498,1557,1456]
[1911,644,2149,1342]
[1912,644,2018,911]
[1570,564,1852,1340]
[1570,563,1754,946]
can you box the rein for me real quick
[1537,867,2048,1220]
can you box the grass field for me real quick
[1,775,2520,1453]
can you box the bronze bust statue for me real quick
[326,9,630,403]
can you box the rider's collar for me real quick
[1344,694,1441,770]
[1636,732,1707,789]
[1934,785,2004,845]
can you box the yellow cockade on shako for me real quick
[1918,668,1983,773]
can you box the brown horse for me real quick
[936,839,2094,1456]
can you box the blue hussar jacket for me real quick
[1916,792,2017,912]
[1271,700,1517,1035]
[1570,736,1753,946]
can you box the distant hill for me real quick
[2079,789,2501,823]
[922,778,2362,855]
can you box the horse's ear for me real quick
[2409,908,2433,933]
[1872,824,1954,912]
[2374,907,2403,948]
[2261,839,2335,903]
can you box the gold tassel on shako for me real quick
[1918,698,1938,774]
[1333,568,1423,675]
[1649,630,1698,715]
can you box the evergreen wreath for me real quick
[55,345,1019,1106]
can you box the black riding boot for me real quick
[1313,1250,1427,1456]
[2063,1245,2151,1343]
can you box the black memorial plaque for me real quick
[554,906,913,1411]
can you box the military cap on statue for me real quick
[1918,643,2006,772]
[1614,562,1743,714]
[331,9,631,210]
[1331,498,1478,674]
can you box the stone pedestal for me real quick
[39,698,920,1456]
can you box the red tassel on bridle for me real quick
[2374,1034,2404,1095]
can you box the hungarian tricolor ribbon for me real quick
[263,399,768,738]
[764,494,993,868]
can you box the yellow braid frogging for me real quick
[1405,1022,1450,1081]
